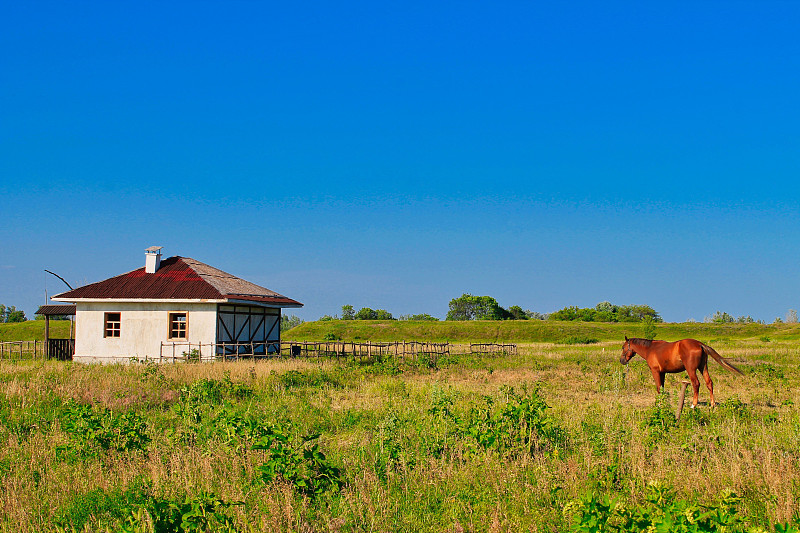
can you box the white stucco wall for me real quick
[73,302,218,363]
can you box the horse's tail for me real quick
[701,343,744,375]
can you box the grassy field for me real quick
[0,321,71,342]
[4,318,798,344]
[285,318,798,343]
[1,337,799,532]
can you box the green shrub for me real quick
[54,478,151,530]
[178,374,253,405]
[560,336,599,345]
[564,483,800,532]
[252,423,343,498]
[119,491,241,533]
[462,384,566,455]
[57,401,149,457]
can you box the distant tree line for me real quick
[548,301,661,323]
[315,298,799,325]
[0,305,26,323]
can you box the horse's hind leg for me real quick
[701,362,715,407]
[687,368,701,408]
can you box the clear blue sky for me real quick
[2,1,799,323]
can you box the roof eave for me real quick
[225,298,304,309]
[51,297,227,304]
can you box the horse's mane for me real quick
[628,337,653,347]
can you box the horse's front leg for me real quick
[649,367,665,393]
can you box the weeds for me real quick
[3,340,800,532]
[252,423,343,498]
[565,483,800,533]
[57,400,149,457]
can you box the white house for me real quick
[52,247,303,362]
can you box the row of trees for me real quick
[327,296,662,323]
[0,305,26,323]
[548,302,662,323]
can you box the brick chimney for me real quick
[145,246,163,273]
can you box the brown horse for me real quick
[619,336,742,407]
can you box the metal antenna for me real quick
[44,270,73,290]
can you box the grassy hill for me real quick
[3,318,794,344]
[0,320,72,342]
[284,319,792,343]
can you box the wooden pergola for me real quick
[35,304,76,360]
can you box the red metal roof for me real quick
[53,256,303,307]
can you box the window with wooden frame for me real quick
[169,312,187,339]
[104,312,121,338]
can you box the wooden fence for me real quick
[0,340,516,364]
[470,343,518,356]
[156,340,513,365]
[280,341,451,365]
[0,340,75,361]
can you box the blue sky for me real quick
[2,1,799,323]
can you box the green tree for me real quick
[341,305,355,320]
[374,309,394,320]
[1,305,26,323]
[708,311,734,324]
[526,311,548,320]
[354,307,395,320]
[446,294,505,321]
[281,314,304,331]
[354,307,375,320]
[549,303,661,323]
[399,313,439,321]
[507,305,528,320]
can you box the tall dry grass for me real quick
[0,339,798,531]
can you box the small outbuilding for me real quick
[52,247,303,362]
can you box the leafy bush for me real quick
[398,313,439,321]
[373,412,414,482]
[462,385,566,455]
[119,491,241,533]
[565,483,800,533]
[57,401,149,457]
[53,478,152,530]
[642,392,677,445]
[181,348,201,362]
[179,374,253,405]
[253,423,343,498]
[560,336,599,345]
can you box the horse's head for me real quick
[620,335,636,365]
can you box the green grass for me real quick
[3,318,792,345]
[285,318,792,343]
[1,340,799,532]
[0,320,71,342]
